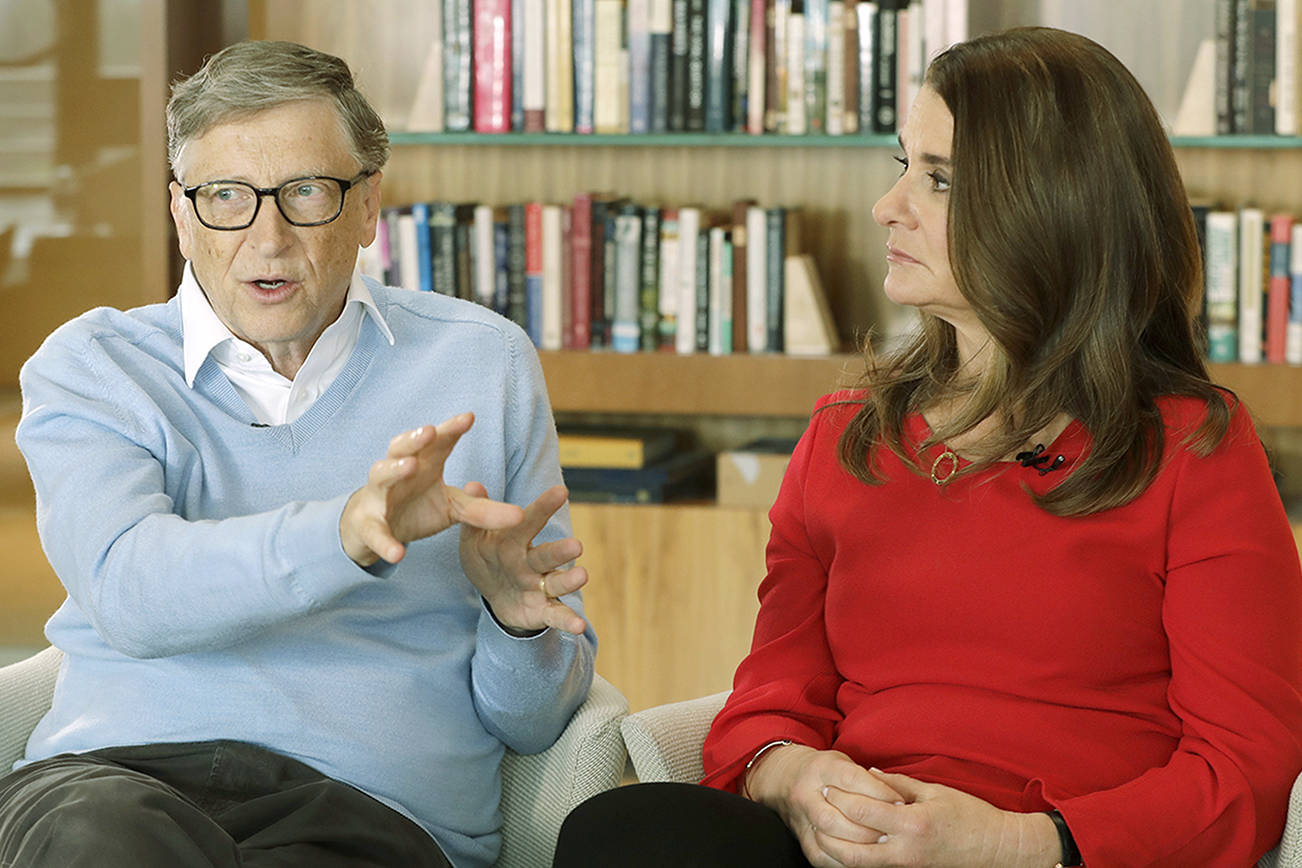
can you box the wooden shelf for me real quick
[540,354,1302,426]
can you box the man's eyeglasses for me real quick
[182,172,373,231]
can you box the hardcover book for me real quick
[564,449,716,503]
[557,427,681,468]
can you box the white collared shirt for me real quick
[180,262,396,425]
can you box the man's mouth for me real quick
[253,279,288,290]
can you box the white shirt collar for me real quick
[179,261,395,388]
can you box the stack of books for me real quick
[558,427,715,502]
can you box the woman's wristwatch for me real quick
[1048,810,1083,867]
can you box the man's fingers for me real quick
[541,598,589,635]
[447,485,526,530]
[538,565,588,599]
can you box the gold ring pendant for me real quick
[930,450,959,486]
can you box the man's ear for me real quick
[169,181,194,261]
[359,170,383,248]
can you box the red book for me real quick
[524,202,544,345]
[473,0,512,133]
[1267,214,1294,363]
[570,193,594,348]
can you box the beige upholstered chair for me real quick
[619,689,1299,868]
[0,646,628,868]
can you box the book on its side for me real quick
[1204,209,1239,363]
[564,449,716,503]
[1267,214,1293,363]
[1238,206,1266,363]
[557,427,681,468]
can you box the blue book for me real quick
[512,0,526,129]
[573,0,597,132]
[612,207,643,353]
[410,202,435,293]
[493,218,510,316]
[628,0,653,133]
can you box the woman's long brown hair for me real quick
[837,27,1231,516]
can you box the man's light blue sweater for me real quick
[15,281,596,868]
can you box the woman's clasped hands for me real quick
[745,745,1060,868]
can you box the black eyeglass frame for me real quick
[181,171,373,231]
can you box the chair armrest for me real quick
[620,690,730,784]
[496,672,629,868]
[0,646,63,771]
[1260,771,1302,868]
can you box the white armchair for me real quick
[619,690,1298,868]
[0,646,629,868]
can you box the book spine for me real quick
[595,0,628,133]
[649,0,674,131]
[640,207,663,350]
[841,0,858,133]
[506,204,528,329]
[670,0,692,130]
[629,0,654,132]
[590,199,610,348]
[524,202,544,346]
[473,204,497,307]
[1289,222,1302,364]
[731,198,756,352]
[1239,207,1265,363]
[695,228,712,352]
[570,193,594,348]
[747,0,768,133]
[1204,210,1239,363]
[786,0,806,134]
[765,207,786,352]
[803,0,827,134]
[709,227,734,355]
[705,0,734,132]
[574,0,597,132]
[474,0,513,132]
[772,0,789,131]
[512,0,526,129]
[746,205,768,352]
[412,201,435,293]
[1249,0,1277,134]
[433,202,461,296]
[1215,0,1237,135]
[396,210,420,292]
[687,0,709,130]
[658,208,681,349]
[523,0,547,130]
[732,0,751,132]
[542,204,565,350]
[381,208,401,287]
[444,0,474,130]
[454,204,475,300]
[1232,0,1252,133]
[857,1,877,134]
[1267,214,1293,363]
[826,0,845,135]
[602,205,622,343]
[547,0,577,131]
[676,207,702,353]
[1279,0,1301,135]
[872,0,898,133]
[492,216,510,315]
[613,207,644,352]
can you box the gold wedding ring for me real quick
[539,576,550,597]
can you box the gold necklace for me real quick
[930,450,959,485]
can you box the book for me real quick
[542,204,566,350]
[706,0,735,132]
[708,226,734,355]
[512,0,526,128]
[612,204,644,352]
[675,206,703,353]
[547,0,576,132]
[1247,0,1277,134]
[492,215,510,315]
[783,253,838,354]
[745,204,769,352]
[764,206,802,352]
[1239,206,1265,363]
[570,193,595,348]
[443,0,474,131]
[872,0,900,133]
[595,0,629,132]
[473,204,498,307]
[523,0,547,130]
[564,449,716,503]
[473,0,513,132]
[732,0,751,131]
[1233,0,1254,132]
[649,0,674,131]
[557,427,681,468]
[827,0,846,134]
[1267,214,1293,363]
[629,0,654,132]
[412,201,437,293]
[574,0,597,132]
[803,0,827,134]
[506,203,528,328]
[1216,0,1238,134]
[1279,0,1302,135]
[686,0,709,130]
[1289,222,1302,363]
[900,0,925,126]
[769,0,788,132]
[731,198,758,352]
[658,208,681,349]
[429,201,458,296]
[670,0,692,130]
[746,0,767,133]
[786,0,807,134]
[639,207,663,350]
[841,0,859,133]
[524,201,544,345]
[589,194,619,348]
[397,208,421,292]
[856,1,878,133]
[695,225,711,352]
[1204,209,1239,363]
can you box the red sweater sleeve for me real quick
[1057,405,1302,866]
[700,394,851,792]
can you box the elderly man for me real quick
[0,40,594,868]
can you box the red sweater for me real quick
[702,391,1302,867]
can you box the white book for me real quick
[397,212,421,292]
[826,0,845,135]
[523,0,546,126]
[1278,0,1301,135]
[1288,223,1302,364]
[746,205,768,353]
[1204,210,1238,364]
[594,0,627,133]
[541,204,565,350]
[785,12,806,134]
[675,207,702,354]
[547,0,575,131]
[784,254,838,355]
[708,226,732,355]
[473,205,496,308]
[1239,207,1265,364]
[658,212,681,343]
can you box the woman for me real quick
[554,27,1302,868]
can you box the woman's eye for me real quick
[928,171,951,192]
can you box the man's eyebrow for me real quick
[896,135,952,167]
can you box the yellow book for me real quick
[557,429,679,468]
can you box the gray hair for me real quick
[167,40,390,181]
